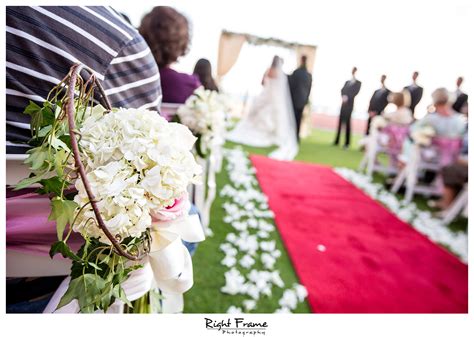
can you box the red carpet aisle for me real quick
[251,155,468,313]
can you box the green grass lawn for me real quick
[183,128,467,313]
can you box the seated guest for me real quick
[139,6,201,104]
[410,88,465,138]
[437,128,468,209]
[193,58,219,92]
[398,88,465,165]
[6,6,161,154]
[383,92,413,125]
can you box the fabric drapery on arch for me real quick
[217,33,246,79]
[217,30,317,79]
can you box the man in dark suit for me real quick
[404,71,423,115]
[452,76,468,113]
[334,66,361,148]
[288,55,313,142]
[366,74,391,134]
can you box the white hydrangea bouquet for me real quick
[411,125,436,146]
[176,86,229,158]
[15,64,204,313]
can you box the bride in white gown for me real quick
[227,56,298,160]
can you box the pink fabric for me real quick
[380,125,410,167]
[6,192,84,255]
[430,137,462,167]
[251,155,467,313]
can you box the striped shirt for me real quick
[6,6,162,154]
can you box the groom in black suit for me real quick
[288,55,312,142]
[334,66,361,148]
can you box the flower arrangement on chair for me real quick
[15,64,204,313]
[176,86,230,158]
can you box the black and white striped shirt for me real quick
[6,6,162,154]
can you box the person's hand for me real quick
[369,111,376,117]
[342,95,348,103]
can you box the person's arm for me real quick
[341,82,348,103]
[102,36,162,111]
[304,74,313,104]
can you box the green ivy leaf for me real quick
[37,125,52,138]
[24,101,55,137]
[49,241,81,262]
[48,198,78,241]
[99,282,114,311]
[36,176,65,196]
[24,100,41,117]
[50,136,70,151]
[40,101,55,125]
[57,273,107,312]
[113,284,132,307]
[88,262,103,271]
[24,147,48,171]
[53,149,69,177]
[14,174,45,190]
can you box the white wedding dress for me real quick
[226,66,298,161]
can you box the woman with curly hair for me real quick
[139,6,201,103]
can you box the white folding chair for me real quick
[160,102,182,121]
[359,124,409,176]
[440,183,468,225]
[391,137,462,202]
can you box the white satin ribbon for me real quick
[44,213,204,313]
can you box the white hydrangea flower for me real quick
[239,254,255,269]
[279,289,298,310]
[73,107,201,243]
[293,284,308,302]
[261,253,277,270]
[275,307,292,313]
[242,299,256,311]
[227,306,243,314]
[221,255,237,268]
[177,87,229,153]
[221,268,246,295]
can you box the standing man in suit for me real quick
[404,71,423,116]
[366,74,391,134]
[288,55,313,142]
[334,66,362,149]
[452,76,468,113]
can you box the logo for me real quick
[205,318,268,335]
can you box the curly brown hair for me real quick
[139,6,191,68]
